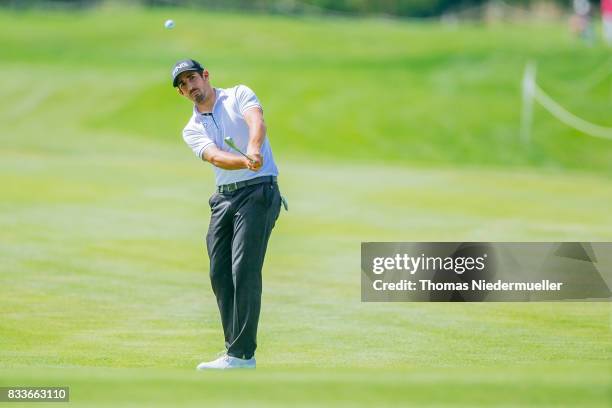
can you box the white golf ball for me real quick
[164,19,175,29]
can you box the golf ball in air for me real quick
[164,19,175,29]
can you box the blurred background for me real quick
[0,0,610,407]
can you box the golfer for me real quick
[172,59,282,370]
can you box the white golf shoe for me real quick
[196,354,256,370]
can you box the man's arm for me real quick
[203,145,252,170]
[243,107,266,170]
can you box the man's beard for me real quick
[193,91,205,104]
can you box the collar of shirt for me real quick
[192,88,227,119]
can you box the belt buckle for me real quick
[226,182,239,193]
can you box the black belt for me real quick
[217,176,277,193]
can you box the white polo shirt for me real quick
[182,85,279,186]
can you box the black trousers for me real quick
[206,178,281,359]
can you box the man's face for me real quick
[176,70,209,104]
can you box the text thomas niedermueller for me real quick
[370,254,564,292]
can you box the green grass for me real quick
[2,365,610,407]
[1,7,611,172]
[0,6,611,407]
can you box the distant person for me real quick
[570,0,594,43]
[171,59,282,370]
[603,0,612,45]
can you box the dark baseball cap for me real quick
[171,59,204,87]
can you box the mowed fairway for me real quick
[0,6,611,407]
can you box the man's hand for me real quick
[246,149,263,171]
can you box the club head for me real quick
[224,136,254,163]
[224,136,237,149]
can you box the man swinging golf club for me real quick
[172,59,282,370]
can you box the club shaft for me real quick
[229,145,254,163]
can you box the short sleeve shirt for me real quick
[182,85,279,186]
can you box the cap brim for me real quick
[172,68,200,87]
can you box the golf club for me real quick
[224,136,255,163]
[225,136,288,211]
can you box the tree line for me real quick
[1,0,581,17]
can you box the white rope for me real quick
[520,62,537,144]
[520,61,612,142]
[534,85,612,140]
